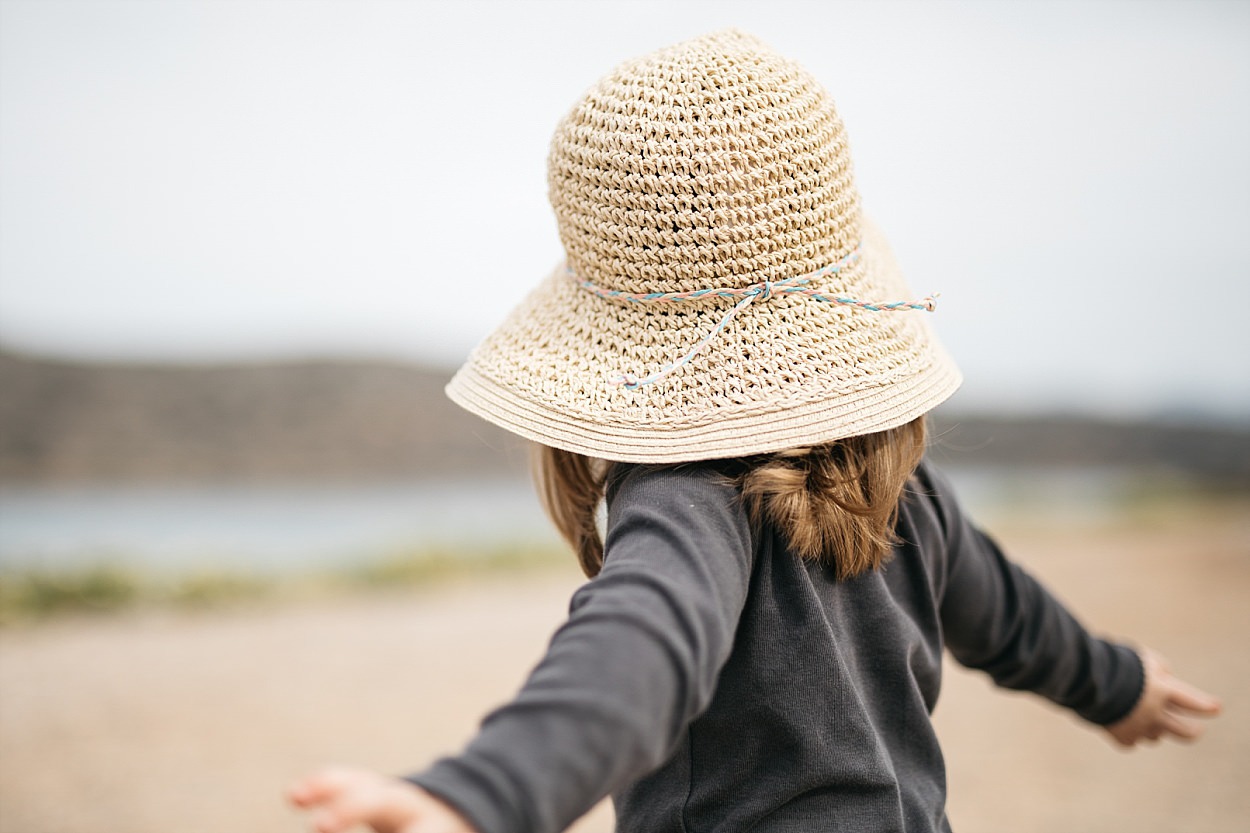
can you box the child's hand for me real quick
[1105,647,1221,748]
[287,766,479,833]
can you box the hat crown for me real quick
[447,31,962,463]
[547,30,861,295]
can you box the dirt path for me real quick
[2,504,1247,833]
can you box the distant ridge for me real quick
[1,351,1247,487]
[0,351,527,483]
[925,413,1250,488]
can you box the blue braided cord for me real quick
[567,244,933,389]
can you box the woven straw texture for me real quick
[447,29,961,462]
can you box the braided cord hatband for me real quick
[572,244,938,390]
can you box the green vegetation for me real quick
[0,543,571,625]
[345,544,566,589]
[0,564,143,621]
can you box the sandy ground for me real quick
[2,502,1247,833]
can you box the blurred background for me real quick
[1,1,1247,832]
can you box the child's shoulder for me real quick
[605,459,753,541]
[607,458,745,501]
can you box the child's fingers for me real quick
[310,808,350,833]
[306,774,426,833]
[287,768,354,807]
[306,784,387,833]
[288,767,395,815]
[1166,680,1222,716]
[1161,710,1207,742]
[311,802,402,833]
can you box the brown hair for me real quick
[534,417,927,580]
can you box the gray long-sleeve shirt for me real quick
[408,460,1144,833]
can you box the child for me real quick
[287,30,1220,833]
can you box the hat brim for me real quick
[446,219,962,463]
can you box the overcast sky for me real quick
[1,0,1247,419]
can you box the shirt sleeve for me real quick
[405,462,755,833]
[918,462,1144,726]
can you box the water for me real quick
[0,477,558,574]
[935,464,1149,522]
[0,466,1147,575]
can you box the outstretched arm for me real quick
[920,463,1222,739]
[289,463,753,833]
[1104,647,1221,747]
[922,463,1144,725]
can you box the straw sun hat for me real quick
[447,29,961,463]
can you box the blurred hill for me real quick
[926,413,1250,489]
[1,350,1247,487]
[0,350,527,483]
